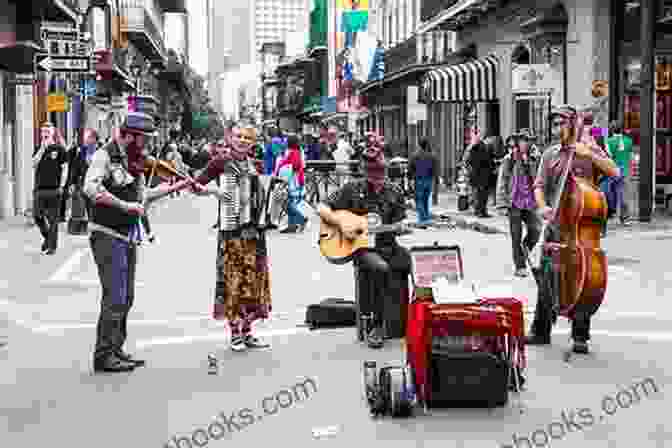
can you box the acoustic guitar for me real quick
[319,210,408,264]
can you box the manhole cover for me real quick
[608,256,640,266]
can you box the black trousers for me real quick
[531,258,592,342]
[473,185,490,215]
[59,186,71,221]
[509,208,541,270]
[90,231,137,361]
[141,215,152,236]
[34,190,61,250]
[354,242,411,331]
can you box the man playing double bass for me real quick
[526,105,619,354]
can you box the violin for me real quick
[143,156,193,183]
[552,110,608,320]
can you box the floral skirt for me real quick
[213,231,272,321]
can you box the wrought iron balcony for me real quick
[119,0,166,63]
[421,0,461,22]
[385,35,419,74]
[158,0,186,12]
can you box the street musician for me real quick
[83,113,195,373]
[317,131,411,349]
[527,105,619,355]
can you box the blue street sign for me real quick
[79,79,96,96]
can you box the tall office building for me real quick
[206,0,254,115]
[164,12,190,62]
[206,0,310,118]
[254,0,310,58]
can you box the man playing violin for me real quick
[528,105,619,354]
[83,112,195,373]
[317,131,411,349]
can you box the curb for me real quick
[432,213,507,235]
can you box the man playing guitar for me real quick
[317,132,411,349]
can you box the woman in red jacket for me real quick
[275,134,306,233]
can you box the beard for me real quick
[559,126,576,146]
[126,141,146,176]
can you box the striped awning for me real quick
[422,55,500,103]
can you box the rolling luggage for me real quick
[305,298,356,329]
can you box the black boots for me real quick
[93,354,136,373]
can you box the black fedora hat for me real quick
[121,112,157,136]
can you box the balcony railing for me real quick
[385,35,419,74]
[421,0,461,22]
[119,0,166,61]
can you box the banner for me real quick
[332,0,375,113]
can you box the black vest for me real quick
[91,142,140,236]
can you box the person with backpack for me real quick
[605,120,633,226]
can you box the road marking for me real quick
[28,309,306,333]
[47,248,87,283]
[607,265,635,277]
[32,314,213,333]
[134,326,313,349]
[552,327,672,342]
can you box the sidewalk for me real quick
[421,189,672,236]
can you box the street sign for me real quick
[80,79,96,96]
[47,94,68,113]
[35,55,90,72]
[41,28,79,42]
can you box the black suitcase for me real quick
[427,349,510,408]
[354,266,409,341]
[305,298,357,329]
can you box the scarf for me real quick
[364,151,386,192]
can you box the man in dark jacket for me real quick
[466,129,494,218]
[409,138,438,226]
[65,128,99,219]
[33,122,68,254]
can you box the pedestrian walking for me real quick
[276,134,307,233]
[409,138,438,227]
[83,112,195,373]
[605,120,633,226]
[66,128,99,218]
[496,132,541,277]
[189,124,273,353]
[33,123,68,255]
[466,128,494,218]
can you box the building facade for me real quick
[0,0,190,220]
[419,0,612,186]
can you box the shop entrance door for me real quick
[513,92,552,147]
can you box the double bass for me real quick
[547,111,609,321]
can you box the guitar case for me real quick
[305,298,357,329]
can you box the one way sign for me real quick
[35,54,90,72]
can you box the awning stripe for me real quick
[421,55,500,103]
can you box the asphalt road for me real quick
[0,195,669,447]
